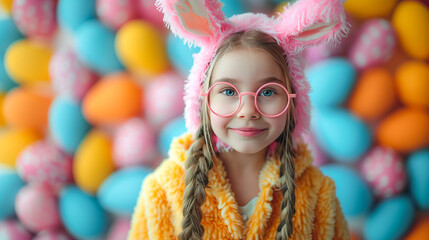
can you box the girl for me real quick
[129,0,350,239]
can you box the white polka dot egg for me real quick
[96,0,137,30]
[361,146,407,198]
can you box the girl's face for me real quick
[209,47,288,155]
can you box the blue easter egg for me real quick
[407,149,429,210]
[320,165,373,217]
[312,108,372,162]
[49,97,91,154]
[75,20,124,75]
[306,58,356,107]
[0,18,24,55]
[60,185,108,239]
[166,33,200,75]
[220,0,246,17]
[0,168,25,220]
[57,0,96,32]
[364,195,414,240]
[158,116,187,157]
[98,167,152,216]
[0,54,18,92]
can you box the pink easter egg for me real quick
[16,140,73,191]
[361,146,407,198]
[136,0,165,28]
[33,230,73,240]
[12,0,57,39]
[15,185,61,232]
[348,19,396,71]
[97,0,138,30]
[144,72,185,128]
[113,118,157,168]
[107,217,131,240]
[0,220,33,240]
[302,132,328,166]
[49,48,98,101]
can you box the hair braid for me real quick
[179,125,214,240]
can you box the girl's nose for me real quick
[236,95,260,119]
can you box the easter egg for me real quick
[74,130,116,194]
[220,0,246,18]
[49,96,91,154]
[392,1,429,60]
[404,217,429,240]
[107,218,131,240]
[98,167,152,216]
[59,185,107,239]
[144,72,185,128]
[0,55,19,93]
[83,73,142,126]
[348,67,396,122]
[311,108,372,162]
[15,185,61,232]
[136,0,165,28]
[33,230,73,240]
[348,19,396,71]
[0,93,5,126]
[0,18,24,55]
[3,85,53,133]
[376,108,429,154]
[407,149,429,210]
[75,20,124,75]
[57,0,96,32]
[12,0,57,39]
[344,0,398,20]
[113,118,157,168]
[0,220,32,240]
[306,58,356,107]
[49,48,98,101]
[166,33,200,75]
[364,195,414,240]
[0,0,13,13]
[0,168,25,220]
[320,165,373,217]
[395,61,429,107]
[5,39,52,84]
[116,20,169,76]
[0,128,41,168]
[16,141,72,191]
[96,0,137,30]
[361,147,406,198]
[158,116,187,157]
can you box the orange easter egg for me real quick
[396,61,429,107]
[0,128,42,168]
[404,217,429,240]
[348,68,396,122]
[82,73,143,126]
[376,108,429,153]
[0,93,5,126]
[3,85,53,133]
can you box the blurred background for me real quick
[0,0,428,239]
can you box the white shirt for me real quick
[238,197,258,222]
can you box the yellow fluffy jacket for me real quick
[128,133,350,239]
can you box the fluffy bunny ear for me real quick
[156,0,227,46]
[276,0,349,52]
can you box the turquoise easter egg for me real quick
[306,58,356,107]
[0,168,25,220]
[0,54,18,92]
[312,108,372,162]
[75,20,124,75]
[57,0,96,32]
[166,33,200,75]
[364,195,415,240]
[320,164,373,217]
[49,97,91,154]
[0,18,23,55]
[220,0,246,17]
[98,167,152,216]
[407,149,429,210]
[59,185,107,239]
[159,116,187,157]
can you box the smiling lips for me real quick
[230,128,266,137]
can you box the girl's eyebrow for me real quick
[213,77,285,85]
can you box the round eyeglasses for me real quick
[202,82,296,118]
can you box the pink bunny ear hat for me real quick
[156,0,349,139]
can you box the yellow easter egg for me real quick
[396,61,429,107]
[4,39,52,84]
[82,73,143,126]
[345,0,398,20]
[0,93,5,126]
[0,0,12,13]
[116,20,169,76]
[392,1,429,60]
[74,130,116,194]
[0,128,42,168]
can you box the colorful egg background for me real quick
[0,0,428,239]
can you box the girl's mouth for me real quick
[230,128,265,137]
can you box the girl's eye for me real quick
[221,89,236,96]
[260,90,274,96]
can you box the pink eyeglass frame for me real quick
[201,82,296,118]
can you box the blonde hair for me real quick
[179,30,297,240]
